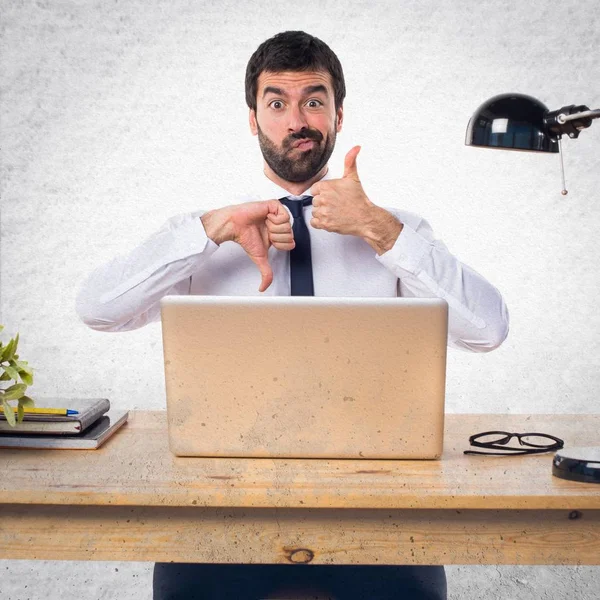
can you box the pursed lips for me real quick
[291,139,316,150]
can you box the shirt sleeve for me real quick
[376,211,509,353]
[75,211,219,332]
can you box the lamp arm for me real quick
[557,108,600,123]
[544,104,597,139]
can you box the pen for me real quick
[0,407,79,416]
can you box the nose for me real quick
[287,103,309,133]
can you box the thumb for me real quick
[254,255,273,293]
[343,145,361,180]
[256,219,274,292]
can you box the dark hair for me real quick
[245,31,346,113]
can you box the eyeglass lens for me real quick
[469,431,564,452]
[518,434,558,448]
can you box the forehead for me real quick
[257,70,333,96]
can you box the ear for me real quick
[249,109,258,136]
[335,105,344,133]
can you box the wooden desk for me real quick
[0,412,598,565]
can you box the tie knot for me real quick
[279,195,312,218]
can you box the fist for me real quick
[266,204,295,251]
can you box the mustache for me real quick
[284,128,323,150]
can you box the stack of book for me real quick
[0,398,128,449]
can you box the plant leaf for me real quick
[0,344,10,363]
[1,338,15,362]
[1,399,16,426]
[17,396,35,422]
[1,384,26,401]
[0,372,10,381]
[4,383,27,393]
[13,360,33,377]
[3,364,20,381]
[19,371,33,386]
[20,396,35,407]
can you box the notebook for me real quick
[0,410,129,450]
[0,397,110,434]
[160,296,448,459]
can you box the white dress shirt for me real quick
[76,170,509,352]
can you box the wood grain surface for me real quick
[0,505,597,565]
[1,412,599,564]
[0,412,598,510]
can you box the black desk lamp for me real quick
[465,93,600,194]
[465,93,600,483]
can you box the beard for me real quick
[257,123,336,183]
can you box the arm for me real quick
[317,197,509,353]
[376,211,509,353]
[311,147,508,353]
[75,211,218,332]
[76,201,293,332]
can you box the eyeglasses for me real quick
[464,431,564,456]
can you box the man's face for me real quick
[249,70,343,183]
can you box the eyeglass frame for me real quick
[464,430,564,456]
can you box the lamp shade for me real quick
[465,93,558,153]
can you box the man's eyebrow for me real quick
[302,85,329,96]
[262,86,285,98]
[262,84,329,99]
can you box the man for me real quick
[77,30,508,600]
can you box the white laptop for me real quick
[160,296,448,459]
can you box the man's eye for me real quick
[307,100,322,108]
[270,101,284,109]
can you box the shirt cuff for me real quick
[375,223,431,275]
[195,214,221,253]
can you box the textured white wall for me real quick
[1,0,599,598]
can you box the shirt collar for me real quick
[257,168,335,200]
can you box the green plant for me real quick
[0,325,35,426]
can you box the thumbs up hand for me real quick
[310,146,403,254]
[310,146,373,237]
